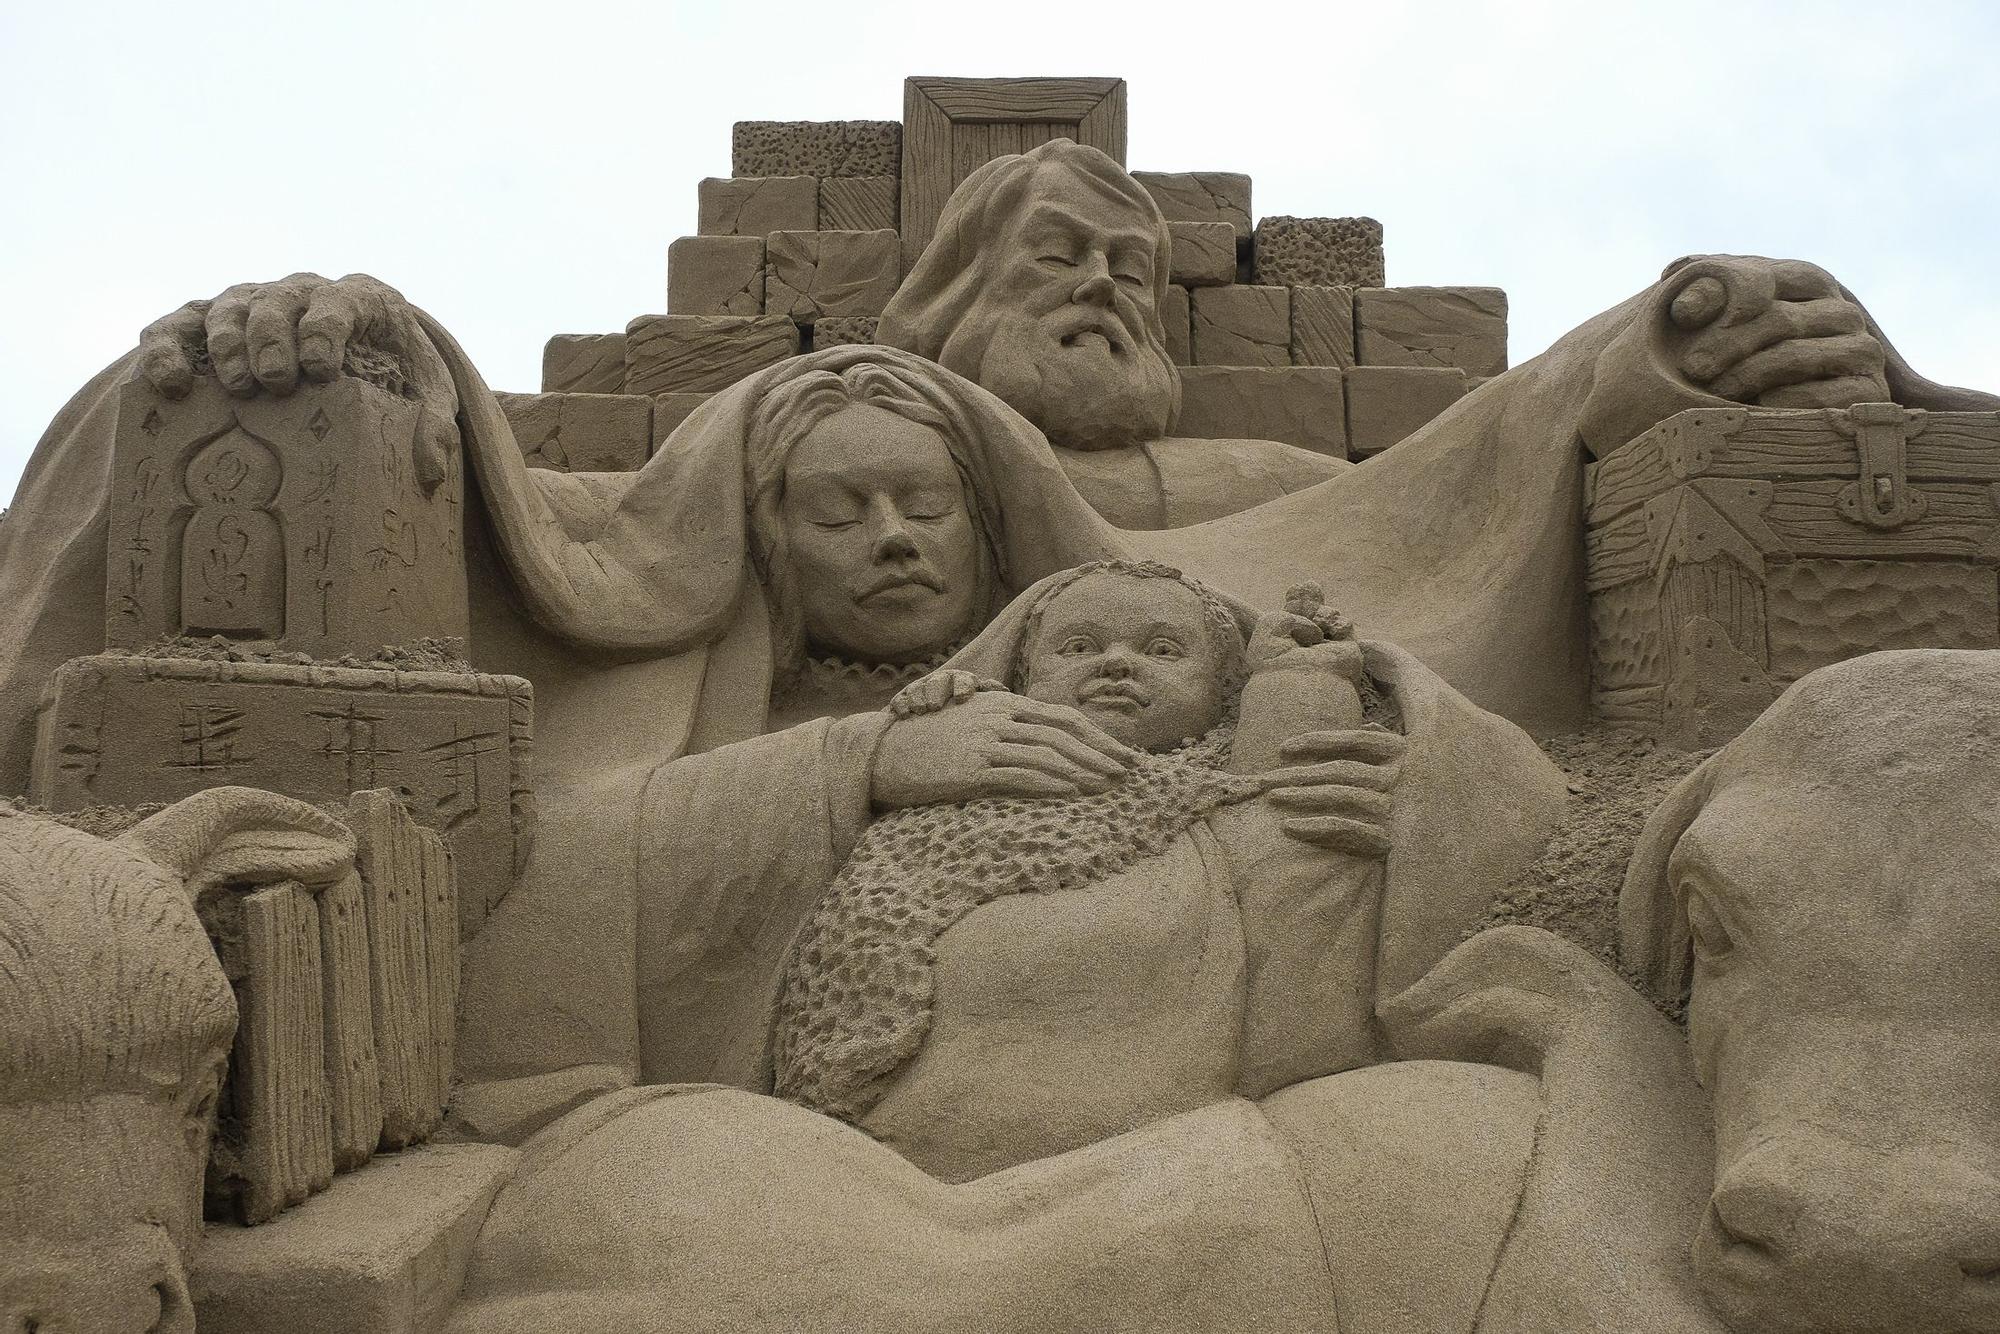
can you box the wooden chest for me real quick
[1585,403,2000,745]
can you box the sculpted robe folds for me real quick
[0,266,1988,1095]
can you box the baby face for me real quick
[1019,572,1230,752]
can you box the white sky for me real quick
[3,0,1995,505]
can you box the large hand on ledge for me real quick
[1661,256,1890,410]
[137,273,460,485]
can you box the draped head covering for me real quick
[878,139,1182,440]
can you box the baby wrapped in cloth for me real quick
[772,561,1400,1179]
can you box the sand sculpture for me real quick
[1,72,1998,1333]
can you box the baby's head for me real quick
[1011,561,1245,752]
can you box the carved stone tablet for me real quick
[107,375,467,663]
[31,656,532,940]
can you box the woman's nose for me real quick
[864,499,919,560]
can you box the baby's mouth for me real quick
[1081,681,1147,711]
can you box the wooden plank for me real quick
[234,883,332,1224]
[317,868,381,1172]
[1585,506,1652,591]
[951,121,991,194]
[1076,87,1127,165]
[1592,683,1663,728]
[1588,437,1676,523]
[351,790,433,1149]
[909,76,1120,123]
[1664,559,1769,671]
[419,831,460,1119]
[901,76,1125,270]
[901,81,954,272]
[1764,479,2000,561]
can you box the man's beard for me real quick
[969,305,1176,451]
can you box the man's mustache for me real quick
[1048,306,1132,354]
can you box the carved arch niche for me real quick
[177,426,286,640]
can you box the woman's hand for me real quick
[871,691,1140,809]
[1258,727,1405,857]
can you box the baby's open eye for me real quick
[1146,638,1184,659]
[1059,635,1096,655]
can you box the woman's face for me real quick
[1019,572,1230,752]
[779,403,985,665]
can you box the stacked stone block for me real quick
[496,392,655,472]
[763,229,900,323]
[624,314,799,395]
[549,95,1519,464]
[667,235,766,316]
[698,176,818,237]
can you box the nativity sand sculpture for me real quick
[2,73,1999,1334]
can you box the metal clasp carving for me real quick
[1835,402,1927,530]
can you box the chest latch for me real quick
[1835,401,1928,530]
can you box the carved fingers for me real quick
[1262,728,1405,856]
[890,669,986,718]
[137,273,461,483]
[1003,696,1143,767]
[871,692,1140,809]
[138,302,210,400]
[1665,256,1890,407]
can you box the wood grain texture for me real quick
[234,883,332,1224]
[318,868,381,1172]
[352,790,433,1149]
[901,76,1126,271]
[419,830,460,1116]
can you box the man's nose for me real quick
[1071,252,1116,306]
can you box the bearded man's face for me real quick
[957,166,1177,451]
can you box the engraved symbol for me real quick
[366,509,419,571]
[308,408,332,442]
[141,409,163,437]
[311,701,400,790]
[169,704,252,771]
[299,455,340,503]
[180,429,284,639]
[423,724,504,834]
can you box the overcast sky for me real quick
[3,0,1994,504]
